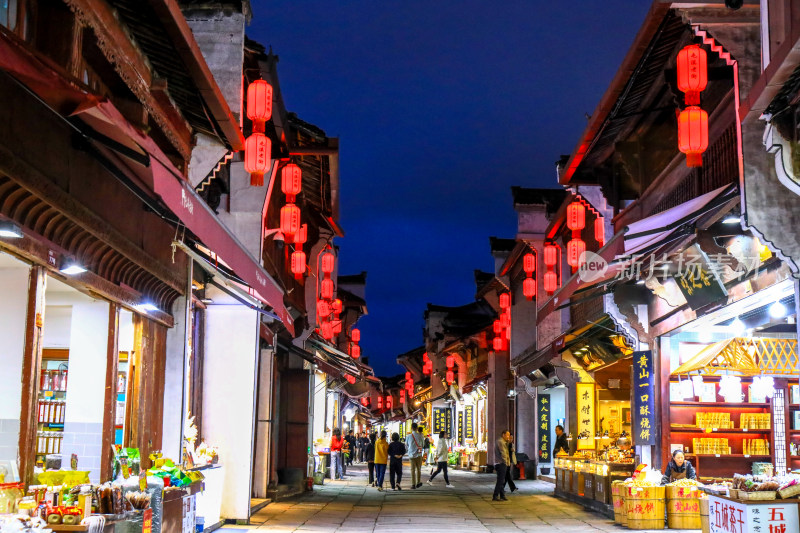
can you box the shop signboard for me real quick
[433,407,452,437]
[537,393,551,464]
[576,383,595,450]
[458,411,464,444]
[464,405,474,440]
[633,350,656,445]
[671,246,727,310]
[708,495,799,533]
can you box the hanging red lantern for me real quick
[405,371,411,381]
[361,397,369,407]
[446,370,455,384]
[493,319,502,334]
[377,397,383,409]
[280,203,301,236]
[446,355,454,368]
[544,244,558,267]
[676,44,707,106]
[332,321,342,335]
[345,374,356,384]
[567,239,587,268]
[678,106,709,168]
[423,352,430,363]
[422,362,430,375]
[400,390,405,403]
[594,218,605,247]
[317,300,331,318]
[544,271,558,293]
[385,396,392,409]
[351,344,361,358]
[321,321,333,340]
[332,299,343,314]
[493,336,503,352]
[523,278,536,300]
[320,252,335,275]
[321,278,334,300]
[500,313,510,328]
[505,325,512,341]
[281,163,302,202]
[290,250,306,278]
[523,253,536,274]
[566,201,586,231]
[351,328,361,342]
[293,224,308,245]
[244,133,271,186]
[499,293,511,309]
[246,80,273,132]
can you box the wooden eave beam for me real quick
[65,0,193,161]
[146,0,245,151]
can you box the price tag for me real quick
[715,454,721,457]
[743,429,748,432]
[744,455,750,458]
[712,428,717,432]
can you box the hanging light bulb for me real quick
[729,318,746,336]
[769,301,787,319]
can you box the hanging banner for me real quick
[537,394,551,464]
[458,411,464,443]
[433,407,452,437]
[576,382,595,450]
[464,405,474,440]
[633,350,656,445]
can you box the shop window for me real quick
[32,0,76,68]
[0,0,19,30]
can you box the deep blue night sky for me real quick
[250,1,652,376]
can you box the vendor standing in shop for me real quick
[553,425,570,456]
[661,449,697,485]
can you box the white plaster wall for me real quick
[202,303,258,521]
[162,296,188,461]
[119,310,134,353]
[0,265,30,467]
[42,306,72,348]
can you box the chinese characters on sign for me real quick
[458,411,464,444]
[575,382,595,450]
[671,248,727,310]
[433,407,452,437]
[633,350,656,445]
[464,405,474,440]
[537,393,551,464]
[708,495,799,533]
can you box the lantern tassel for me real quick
[686,153,703,168]
[250,173,264,187]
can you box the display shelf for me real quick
[671,402,770,408]
[670,427,771,434]
[685,454,771,459]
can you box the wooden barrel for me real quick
[700,497,709,533]
[611,481,627,525]
[666,486,702,529]
[625,485,665,530]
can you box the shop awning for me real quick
[307,338,373,377]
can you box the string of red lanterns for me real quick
[522,252,536,301]
[492,292,511,352]
[543,243,560,294]
[422,352,432,375]
[676,44,709,168]
[244,80,273,186]
[445,353,455,385]
[566,201,586,271]
[405,371,414,398]
[316,250,340,342]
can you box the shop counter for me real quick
[162,481,203,533]
[553,457,634,518]
[707,494,800,533]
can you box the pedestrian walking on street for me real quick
[388,432,407,490]
[505,432,518,493]
[366,432,376,486]
[346,430,356,466]
[374,430,389,491]
[405,422,424,488]
[330,428,344,480]
[493,430,512,501]
[426,431,453,487]
[423,432,433,465]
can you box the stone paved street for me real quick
[231,464,698,533]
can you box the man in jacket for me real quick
[405,422,424,488]
[493,430,512,501]
[553,425,570,457]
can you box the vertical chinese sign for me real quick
[458,411,464,444]
[576,382,595,450]
[433,407,452,437]
[537,394,551,464]
[464,405,474,440]
[633,350,656,445]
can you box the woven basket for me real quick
[740,491,777,501]
[728,488,739,499]
[778,484,800,499]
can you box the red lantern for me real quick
[321,322,333,340]
[351,328,361,342]
[290,251,305,278]
[405,371,411,381]
[400,390,405,403]
[499,293,511,309]
[423,352,430,363]
[332,321,342,335]
[361,397,369,407]
[523,253,535,274]
[523,278,536,300]
[350,344,361,358]
[493,336,503,351]
[423,362,430,375]
[332,299,343,314]
[320,252,335,275]
[385,396,392,409]
[280,203,301,236]
[566,201,586,231]
[317,300,331,318]
[377,397,382,409]
[294,224,308,245]
[321,278,334,300]
[281,163,302,202]
[544,244,558,267]
[544,271,558,293]
[246,80,273,132]
[678,106,709,168]
[244,133,271,186]
[500,313,510,328]
[594,218,605,247]
[493,320,502,334]
[676,44,707,106]
[446,370,455,384]
[446,355,455,368]
[567,239,586,268]
[345,374,356,384]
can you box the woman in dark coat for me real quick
[661,449,697,485]
[365,432,377,486]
